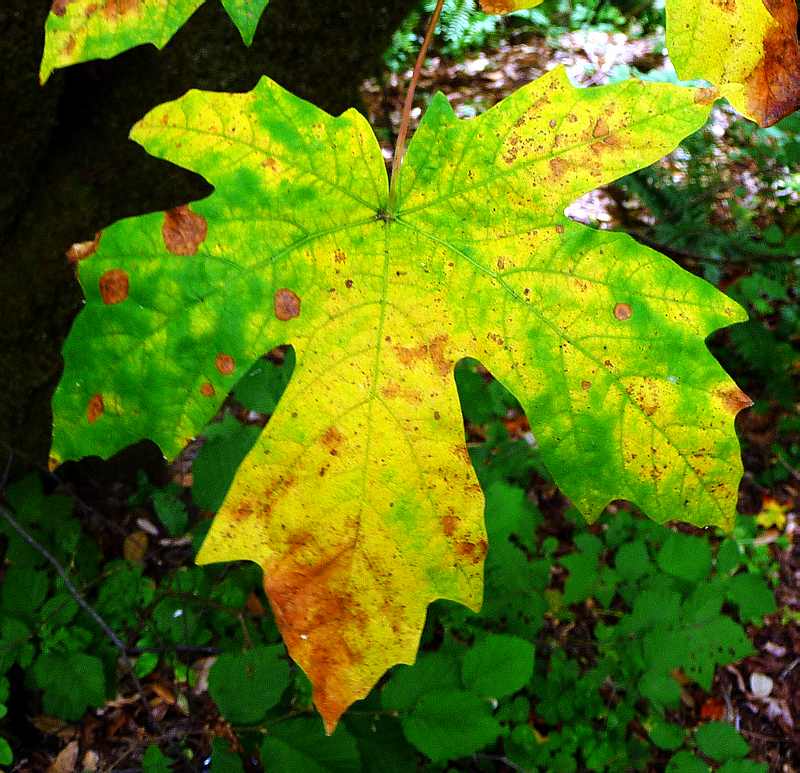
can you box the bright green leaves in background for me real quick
[40,0,269,83]
[53,66,750,728]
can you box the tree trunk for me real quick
[0,0,417,469]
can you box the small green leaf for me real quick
[401,690,503,762]
[462,634,534,698]
[208,645,289,724]
[233,350,295,413]
[381,652,460,712]
[649,720,685,750]
[211,737,245,772]
[260,718,360,772]
[1,567,48,616]
[615,539,652,582]
[657,532,712,583]
[717,761,768,773]
[0,737,12,766]
[192,416,262,512]
[153,486,189,536]
[640,669,681,707]
[726,573,776,623]
[33,652,106,720]
[142,744,174,773]
[696,722,750,762]
[667,751,710,773]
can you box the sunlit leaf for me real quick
[667,0,800,126]
[40,0,269,83]
[52,67,748,729]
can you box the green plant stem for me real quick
[389,0,445,208]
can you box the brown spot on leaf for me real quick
[394,335,452,377]
[549,158,568,178]
[234,502,254,521]
[625,377,661,417]
[456,538,488,564]
[274,288,301,321]
[102,0,138,20]
[200,382,215,397]
[715,386,753,414]
[581,380,591,390]
[66,232,101,263]
[51,0,75,15]
[487,332,504,346]
[694,87,719,105]
[744,0,800,126]
[99,269,129,305]
[614,302,632,320]
[321,426,344,453]
[592,117,609,137]
[162,205,207,256]
[334,249,347,264]
[442,512,458,537]
[86,393,104,424]
[381,382,422,404]
[215,353,236,375]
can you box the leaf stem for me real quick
[389,0,446,207]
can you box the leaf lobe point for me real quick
[67,232,101,264]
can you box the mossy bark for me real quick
[0,0,416,469]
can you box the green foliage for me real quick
[208,645,290,723]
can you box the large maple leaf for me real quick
[52,68,749,729]
[480,0,800,126]
[40,0,269,83]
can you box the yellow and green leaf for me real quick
[478,0,542,12]
[481,0,800,126]
[52,68,748,730]
[667,0,800,126]
[40,0,269,83]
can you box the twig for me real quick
[389,0,445,206]
[0,456,158,732]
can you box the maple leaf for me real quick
[667,0,800,127]
[52,68,749,730]
[40,0,269,83]
[478,0,540,11]
[480,0,800,127]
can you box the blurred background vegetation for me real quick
[0,0,797,770]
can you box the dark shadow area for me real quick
[0,0,417,472]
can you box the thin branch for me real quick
[389,0,446,206]
[0,456,158,731]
